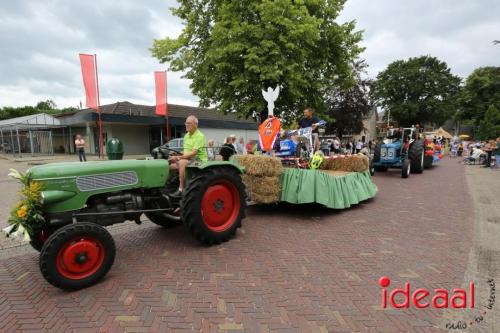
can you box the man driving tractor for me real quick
[169,115,207,197]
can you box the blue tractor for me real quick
[372,127,425,178]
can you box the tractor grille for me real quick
[76,171,138,192]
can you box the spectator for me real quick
[331,137,340,154]
[236,136,245,154]
[494,137,500,169]
[220,136,236,161]
[207,139,216,160]
[355,140,363,154]
[483,140,494,168]
[246,139,254,154]
[74,134,86,162]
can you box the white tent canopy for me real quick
[0,113,61,130]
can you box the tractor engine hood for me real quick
[29,159,168,182]
[28,159,170,213]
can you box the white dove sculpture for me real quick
[262,85,280,117]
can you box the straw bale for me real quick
[234,155,283,177]
[320,155,369,172]
[241,174,281,204]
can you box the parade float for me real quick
[3,86,377,291]
[423,139,443,168]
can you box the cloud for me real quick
[1,1,498,108]
[0,0,195,108]
[339,0,500,79]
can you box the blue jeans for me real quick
[77,148,86,162]
[495,154,500,168]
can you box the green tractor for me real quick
[25,144,246,290]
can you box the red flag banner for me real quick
[79,54,99,110]
[155,71,167,116]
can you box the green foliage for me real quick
[152,0,364,124]
[0,99,75,120]
[477,105,500,140]
[371,56,461,127]
[325,60,373,138]
[458,67,500,124]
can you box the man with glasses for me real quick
[169,115,207,197]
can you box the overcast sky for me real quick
[0,0,498,109]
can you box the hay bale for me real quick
[241,174,281,204]
[319,155,369,172]
[234,155,283,177]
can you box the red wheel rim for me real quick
[201,180,240,232]
[55,237,105,280]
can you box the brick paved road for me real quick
[0,158,481,332]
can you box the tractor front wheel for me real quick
[30,225,55,252]
[39,222,115,290]
[401,159,411,178]
[181,167,245,245]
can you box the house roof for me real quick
[56,101,255,123]
[0,113,61,130]
[55,101,258,130]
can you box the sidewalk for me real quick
[441,163,500,331]
[0,153,151,164]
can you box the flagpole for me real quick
[164,70,170,141]
[94,54,103,158]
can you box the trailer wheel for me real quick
[39,222,115,290]
[182,167,245,245]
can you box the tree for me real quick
[458,67,500,125]
[371,56,461,127]
[151,0,363,123]
[325,60,372,138]
[0,100,76,120]
[477,105,500,140]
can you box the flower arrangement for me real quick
[2,169,45,242]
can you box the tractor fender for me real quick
[187,160,245,174]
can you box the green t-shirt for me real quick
[183,129,208,162]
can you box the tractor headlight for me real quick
[388,148,395,158]
[381,148,387,158]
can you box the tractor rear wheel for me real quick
[409,140,424,174]
[39,222,115,290]
[181,167,245,245]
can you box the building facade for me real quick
[55,102,259,155]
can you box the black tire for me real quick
[145,174,182,228]
[30,225,55,252]
[39,222,115,290]
[181,167,246,245]
[408,140,424,174]
[401,159,410,178]
[369,161,375,176]
[373,143,382,163]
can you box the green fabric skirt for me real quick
[279,169,377,209]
